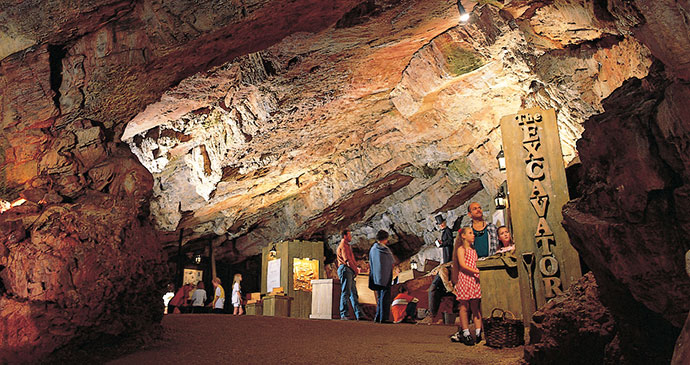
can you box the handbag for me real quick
[483,308,525,348]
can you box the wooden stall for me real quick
[355,274,377,305]
[261,240,325,318]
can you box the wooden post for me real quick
[210,239,216,279]
[175,229,184,288]
[500,107,582,325]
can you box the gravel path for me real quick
[108,314,524,364]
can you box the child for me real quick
[190,281,207,313]
[391,286,419,324]
[496,226,515,254]
[211,277,225,313]
[450,227,482,346]
[232,273,244,315]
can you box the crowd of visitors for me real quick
[356,201,515,345]
[165,275,248,314]
[165,200,515,349]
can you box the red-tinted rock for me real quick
[563,65,689,363]
[524,273,615,364]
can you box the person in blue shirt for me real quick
[369,230,394,323]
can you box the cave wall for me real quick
[562,65,690,362]
[557,0,690,362]
[0,0,361,361]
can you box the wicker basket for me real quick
[483,308,525,348]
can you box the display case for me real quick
[261,240,325,318]
[293,258,319,292]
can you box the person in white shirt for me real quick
[232,273,244,315]
[190,281,207,313]
[212,277,225,313]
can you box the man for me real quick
[467,202,499,258]
[435,214,454,264]
[369,230,394,323]
[420,261,457,325]
[419,214,457,324]
[211,277,225,313]
[336,229,363,320]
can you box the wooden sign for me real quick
[500,108,582,323]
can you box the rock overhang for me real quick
[120,1,653,263]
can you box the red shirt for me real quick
[391,293,416,323]
[336,239,358,273]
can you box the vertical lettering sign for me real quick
[500,108,582,322]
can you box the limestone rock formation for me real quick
[0,0,688,362]
[562,65,689,363]
[123,1,651,263]
[557,0,690,362]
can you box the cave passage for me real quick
[1,0,689,364]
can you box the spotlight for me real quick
[457,1,470,23]
[269,243,277,257]
[194,254,202,265]
[410,259,418,271]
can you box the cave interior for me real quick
[1,0,689,363]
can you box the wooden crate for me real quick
[263,295,291,317]
[310,279,340,319]
[261,240,325,318]
[246,302,263,316]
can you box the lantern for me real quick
[410,259,418,271]
[494,186,507,210]
[496,148,506,172]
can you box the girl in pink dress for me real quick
[450,227,482,346]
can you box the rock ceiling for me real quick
[121,0,652,261]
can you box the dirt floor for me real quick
[107,314,524,364]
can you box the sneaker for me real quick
[450,331,462,342]
[462,334,475,346]
[475,332,482,344]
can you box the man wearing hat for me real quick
[435,214,454,264]
[420,214,457,324]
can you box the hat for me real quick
[434,214,445,225]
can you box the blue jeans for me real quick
[374,287,391,322]
[337,265,362,319]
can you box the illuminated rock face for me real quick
[124,2,651,261]
[0,0,688,362]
